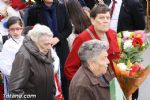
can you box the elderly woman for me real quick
[9,24,56,100]
[65,3,120,82]
[69,39,110,100]
[25,1,72,99]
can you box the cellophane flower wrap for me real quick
[113,31,150,99]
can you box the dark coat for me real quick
[84,0,97,9]
[69,66,110,100]
[103,0,145,32]
[10,37,56,100]
[78,0,87,7]
[25,3,72,76]
[117,0,145,32]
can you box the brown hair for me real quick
[90,3,110,19]
[65,0,91,34]
[6,16,23,28]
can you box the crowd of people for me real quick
[0,0,148,100]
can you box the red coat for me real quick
[64,25,120,80]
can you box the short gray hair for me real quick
[27,24,53,43]
[78,39,109,62]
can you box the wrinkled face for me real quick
[43,0,53,4]
[37,35,53,55]
[88,50,110,77]
[8,23,23,39]
[91,12,110,33]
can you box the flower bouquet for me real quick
[0,15,5,21]
[113,31,150,99]
[11,0,36,10]
[10,0,29,10]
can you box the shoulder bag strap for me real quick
[86,28,96,39]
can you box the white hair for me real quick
[78,39,109,62]
[27,24,53,42]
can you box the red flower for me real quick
[10,0,28,10]
[129,65,140,76]
[0,15,4,21]
[130,65,140,72]
[132,37,143,47]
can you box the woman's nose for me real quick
[106,58,110,64]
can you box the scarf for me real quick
[42,3,59,35]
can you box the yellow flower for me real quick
[117,37,122,50]
[127,59,133,68]
[130,32,134,38]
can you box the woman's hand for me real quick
[0,7,8,17]
[98,0,104,4]
[51,37,60,47]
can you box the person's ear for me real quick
[87,60,95,71]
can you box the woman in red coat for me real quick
[65,3,120,81]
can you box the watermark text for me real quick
[4,94,36,99]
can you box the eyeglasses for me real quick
[8,27,23,32]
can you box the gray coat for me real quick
[69,64,113,100]
[10,36,56,100]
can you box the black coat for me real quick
[84,0,97,9]
[117,0,145,32]
[26,3,72,76]
[103,0,145,32]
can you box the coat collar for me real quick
[88,25,100,39]
[88,25,120,60]
[82,65,109,87]
[88,25,116,41]
[23,36,53,64]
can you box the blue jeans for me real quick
[3,75,10,100]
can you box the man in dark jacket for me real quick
[106,0,145,32]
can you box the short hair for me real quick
[78,39,109,63]
[27,24,53,43]
[90,3,110,19]
[6,16,23,28]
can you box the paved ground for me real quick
[139,75,150,100]
[138,33,150,100]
